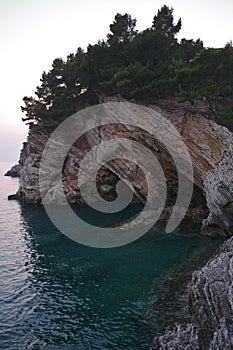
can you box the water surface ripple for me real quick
[0,163,220,350]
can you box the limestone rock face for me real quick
[16,99,233,234]
[151,323,199,350]
[202,142,233,235]
[151,237,233,350]
[17,136,45,203]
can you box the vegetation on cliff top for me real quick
[21,5,233,130]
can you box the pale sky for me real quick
[0,0,232,162]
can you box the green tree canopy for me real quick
[152,5,181,40]
[107,13,137,46]
[21,5,233,130]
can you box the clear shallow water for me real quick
[0,163,221,350]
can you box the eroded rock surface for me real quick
[14,98,233,234]
[202,143,233,235]
[151,323,199,350]
[151,237,233,350]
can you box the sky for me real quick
[0,0,232,162]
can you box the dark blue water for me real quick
[0,163,221,350]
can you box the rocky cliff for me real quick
[12,98,233,348]
[4,164,20,177]
[15,98,233,235]
[151,236,233,350]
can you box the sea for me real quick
[0,162,222,350]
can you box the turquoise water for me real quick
[0,163,220,350]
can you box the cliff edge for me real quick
[15,99,233,236]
